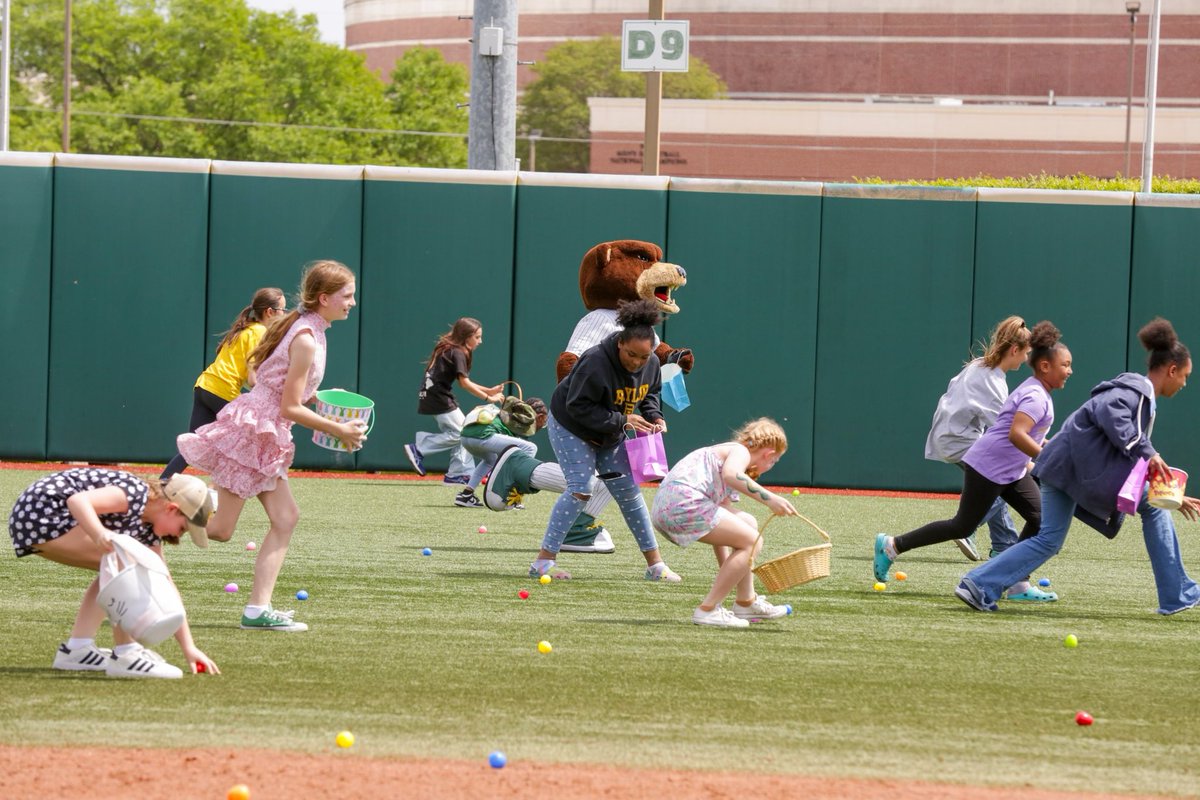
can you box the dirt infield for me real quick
[0,745,1169,800]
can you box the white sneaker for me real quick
[645,563,682,582]
[105,645,184,679]
[732,595,790,621]
[692,606,749,629]
[52,642,112,672]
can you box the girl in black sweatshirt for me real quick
[530,300,680,581]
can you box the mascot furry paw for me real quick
[556,240,694,383]
[555,239,695,553]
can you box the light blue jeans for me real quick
[982,495,1020,554]
[415,408,475,479]
[463,433,537,489]
[540,414,658,554]
[963,483,1200,613]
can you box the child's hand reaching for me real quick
[184,645,221,675]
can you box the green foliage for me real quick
[518,37,726,174]
[384,47,469,168]
[1,469,1198,795]
[6,0,468,166]
[854,172,1200,194]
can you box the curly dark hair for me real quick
[1139,317,1190,371]
[615,299,661,344]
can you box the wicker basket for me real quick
[751,512,832,593]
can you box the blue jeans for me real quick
[463,433,536,489]
[540,414,658,554]
[963,483,1200,614]
[982,495,1020,554]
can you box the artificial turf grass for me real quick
[0,470,1197,797]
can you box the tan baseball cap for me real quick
[163,474,215,548]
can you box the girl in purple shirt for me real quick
[873,322,1073,600]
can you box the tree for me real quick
[517,37,726,174]
[384,46,468,168]
[6,0,468,167]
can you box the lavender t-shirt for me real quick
[962,376,1053,484]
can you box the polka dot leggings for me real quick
[541,413,659,554]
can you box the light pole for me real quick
[63,0,71,153]
[1124,1,1140,177]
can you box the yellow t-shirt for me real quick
[195,323,266,401]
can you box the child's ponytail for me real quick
[216,287,284,354]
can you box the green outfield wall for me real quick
[3,152,1199,493]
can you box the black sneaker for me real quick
[443,474,471,486]
[454,490,483,508]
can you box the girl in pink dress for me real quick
[178,260,365,632]
[651,418,799,629]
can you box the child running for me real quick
[162,287,287,480]
[404,317,504,485]
[925,316,1030,561]
[957,318,1200,615]
[875,322,1071,600]
[9,467,219,678]
[177,260,366,632]
[651,417,798,628]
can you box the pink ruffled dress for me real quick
[178,312,329,499]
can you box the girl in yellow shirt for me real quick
[161,288,286,479]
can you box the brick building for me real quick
[345,0,1200,179]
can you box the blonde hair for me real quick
[250,260,355,367]
[979,316,1031,368]
[141,478,180,546]
[732,417,788,455]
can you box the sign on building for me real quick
[621,20,690,72]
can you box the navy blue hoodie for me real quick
[551,333,663,448]
[1033,372,1157,537]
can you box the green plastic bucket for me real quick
[313,389,375,452]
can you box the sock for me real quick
[884,537,899,559]
[66,637,94,650]
[530,559,555,575]
[1007,580,1031,596]
[647,562,668,577]
[113,642,141,656]
[243,604,268,619]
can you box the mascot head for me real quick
[579,240,687,315]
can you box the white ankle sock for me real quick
[884,537,899,559]
[531,559,554,575]
[1007,580,1031,595]
[243,604,268,619]
[112,643,141,656]
[66,637,94,650]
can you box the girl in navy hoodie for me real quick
[957,318,1200,614]
[529,299,680,582]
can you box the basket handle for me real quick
[750,511,830,570]
[499,380,522,400]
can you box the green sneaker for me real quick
[240,606,308,632]
[484,446,541,511]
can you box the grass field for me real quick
[1,468,1198,797]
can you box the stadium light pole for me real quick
[1124,1,1140,177]
[1140,0,1162,192]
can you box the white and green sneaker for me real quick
[240,606,308,632]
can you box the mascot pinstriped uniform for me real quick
[486,240,694,553]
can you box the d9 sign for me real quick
[621,20,690,72]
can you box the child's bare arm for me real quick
[720,446,796,517]
[65,487,129,551]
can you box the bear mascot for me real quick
[484,240,695,554]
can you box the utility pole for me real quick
[63,0,71,153]
[1124,2,1140,177]
[642,0,665,176]
[468,0,517,170]
[2,0,11,151]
